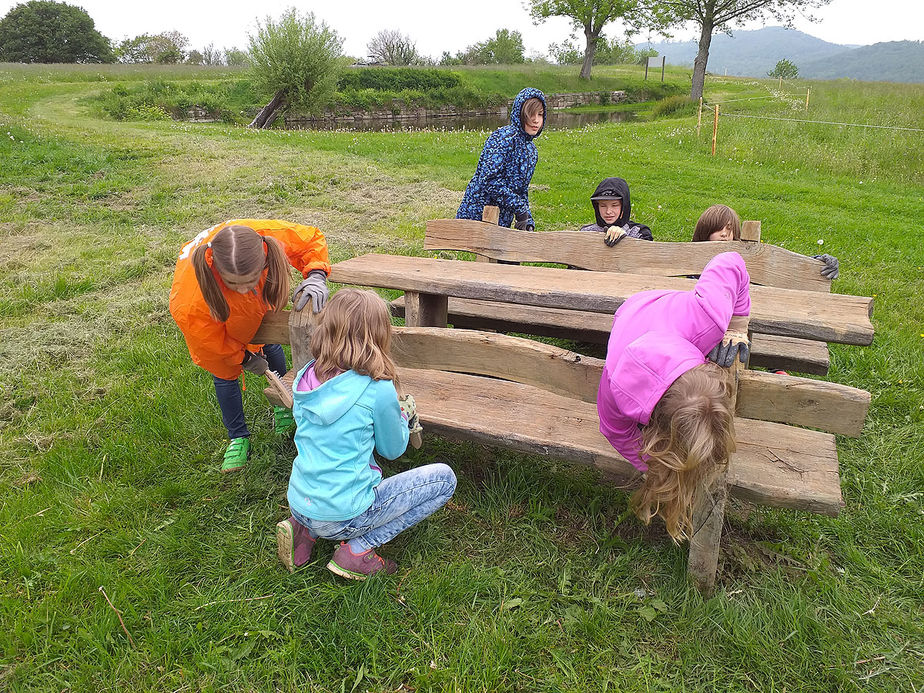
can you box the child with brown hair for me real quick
[457,88,546,230]
[692,204,839,278]
[276,289,456,580]
[169,220,330,472]
[597,252,751,540]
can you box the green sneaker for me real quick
[273,406,295,435]
[221,437,250,473]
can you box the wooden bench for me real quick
[395,215,838,374]
[254,310,871,595]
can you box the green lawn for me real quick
[0,64,922,691]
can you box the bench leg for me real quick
[405,291,448,327]
[687,466,728,596]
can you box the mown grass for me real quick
[0,64,922,691]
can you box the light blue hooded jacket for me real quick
[287,362,409,522]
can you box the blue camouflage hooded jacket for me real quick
[456,87,546,228]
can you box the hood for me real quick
[510,87,546,141]
[294,363,371,426]
[608,332,705,426]
[591,177,631,228]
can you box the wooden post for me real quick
[740,220,761,242]
[288,307,317,374]
[476,206,500,264]
[687,315,748,595]
[778,75,782,89]
[644,59,649,80]
[404,291,448,327]
[805,88,811,111]
[661,56,665,82]
[696,97,703,136]
[711,104,719,156]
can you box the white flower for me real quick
[817,239,824,245]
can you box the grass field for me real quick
[0,63,922,691]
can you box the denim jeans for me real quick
[292,463,456,552]
[212,344,286,439]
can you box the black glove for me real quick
[604,225,627,247]
[707,333,750,368]
[242,350,268,374]
[811,254,839,280]
[292,270,329,312]
[514,211,532,231]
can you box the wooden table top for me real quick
[330,254,874,346]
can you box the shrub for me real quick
[337,68,461,92]
[651,94,697,119]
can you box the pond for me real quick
[289,108,641,132]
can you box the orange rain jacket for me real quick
[169,219,331,380]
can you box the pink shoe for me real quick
[327,542,397,581]
[276,517,315,573]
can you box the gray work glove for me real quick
[811,254,839,280]
[514,211,534,232]
[292,269,329,312]
[242,350,268,374]
[604,225,627,247]
[707,332,750,368]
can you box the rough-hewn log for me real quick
[425,219,830,292]
[249,89,287,129]
[391,296,831,374]
[404,291,448,327]
[332,254,874,345]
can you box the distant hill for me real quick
[637,27,924,83]
[799,41,924,83]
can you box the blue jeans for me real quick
[213,344,286,439]
[292,463,456,552]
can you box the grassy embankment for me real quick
[0,63,922,691]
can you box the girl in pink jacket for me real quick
[597,251,751,541]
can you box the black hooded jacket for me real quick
[579,177,653,240]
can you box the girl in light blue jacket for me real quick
[276,289,456,580]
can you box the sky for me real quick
[1,0,922,58]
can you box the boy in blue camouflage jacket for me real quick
[457,88,546,230]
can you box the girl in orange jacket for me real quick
[169,220,331,472]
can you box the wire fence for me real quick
[719,113,924,134]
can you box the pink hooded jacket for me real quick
[596,252,751,471]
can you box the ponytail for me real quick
[262,237,291,313]
[192,243,230,322]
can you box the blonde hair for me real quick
[311,288,400,388]
[192,225,290,322]
[521,97,544,122]
[632,363,736,542]
[692,204,741,242]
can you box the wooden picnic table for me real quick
[330,253,874,346]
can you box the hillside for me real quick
[638,26,846,77]
[638,27,924,83]
[800,40,924,83]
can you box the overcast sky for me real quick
[2,0,922,58]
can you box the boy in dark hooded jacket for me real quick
[580,177,653,246]
[457,88,546,230]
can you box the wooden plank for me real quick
[392,327,601,403]
[252,309,289,345]
[392,296,830,374]
[736,369,870,438]
[333,254,874,345]
[404,291,448,327]
[265,365,843,516]
[397,368,844,516]
[476,206,500,263]
[288,307,316,373]
[425,219,830,292]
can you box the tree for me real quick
[650,0,832,100]
[247,8,344,128]
[464,29,526,64]
[0,0,113,63]
[366,29,420,66]
[186,49,204,65]
[529,0,652,79]
[224,47,249,67]
[768,58,798,78]
[115,31,189,64]
[201,43,223,66]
